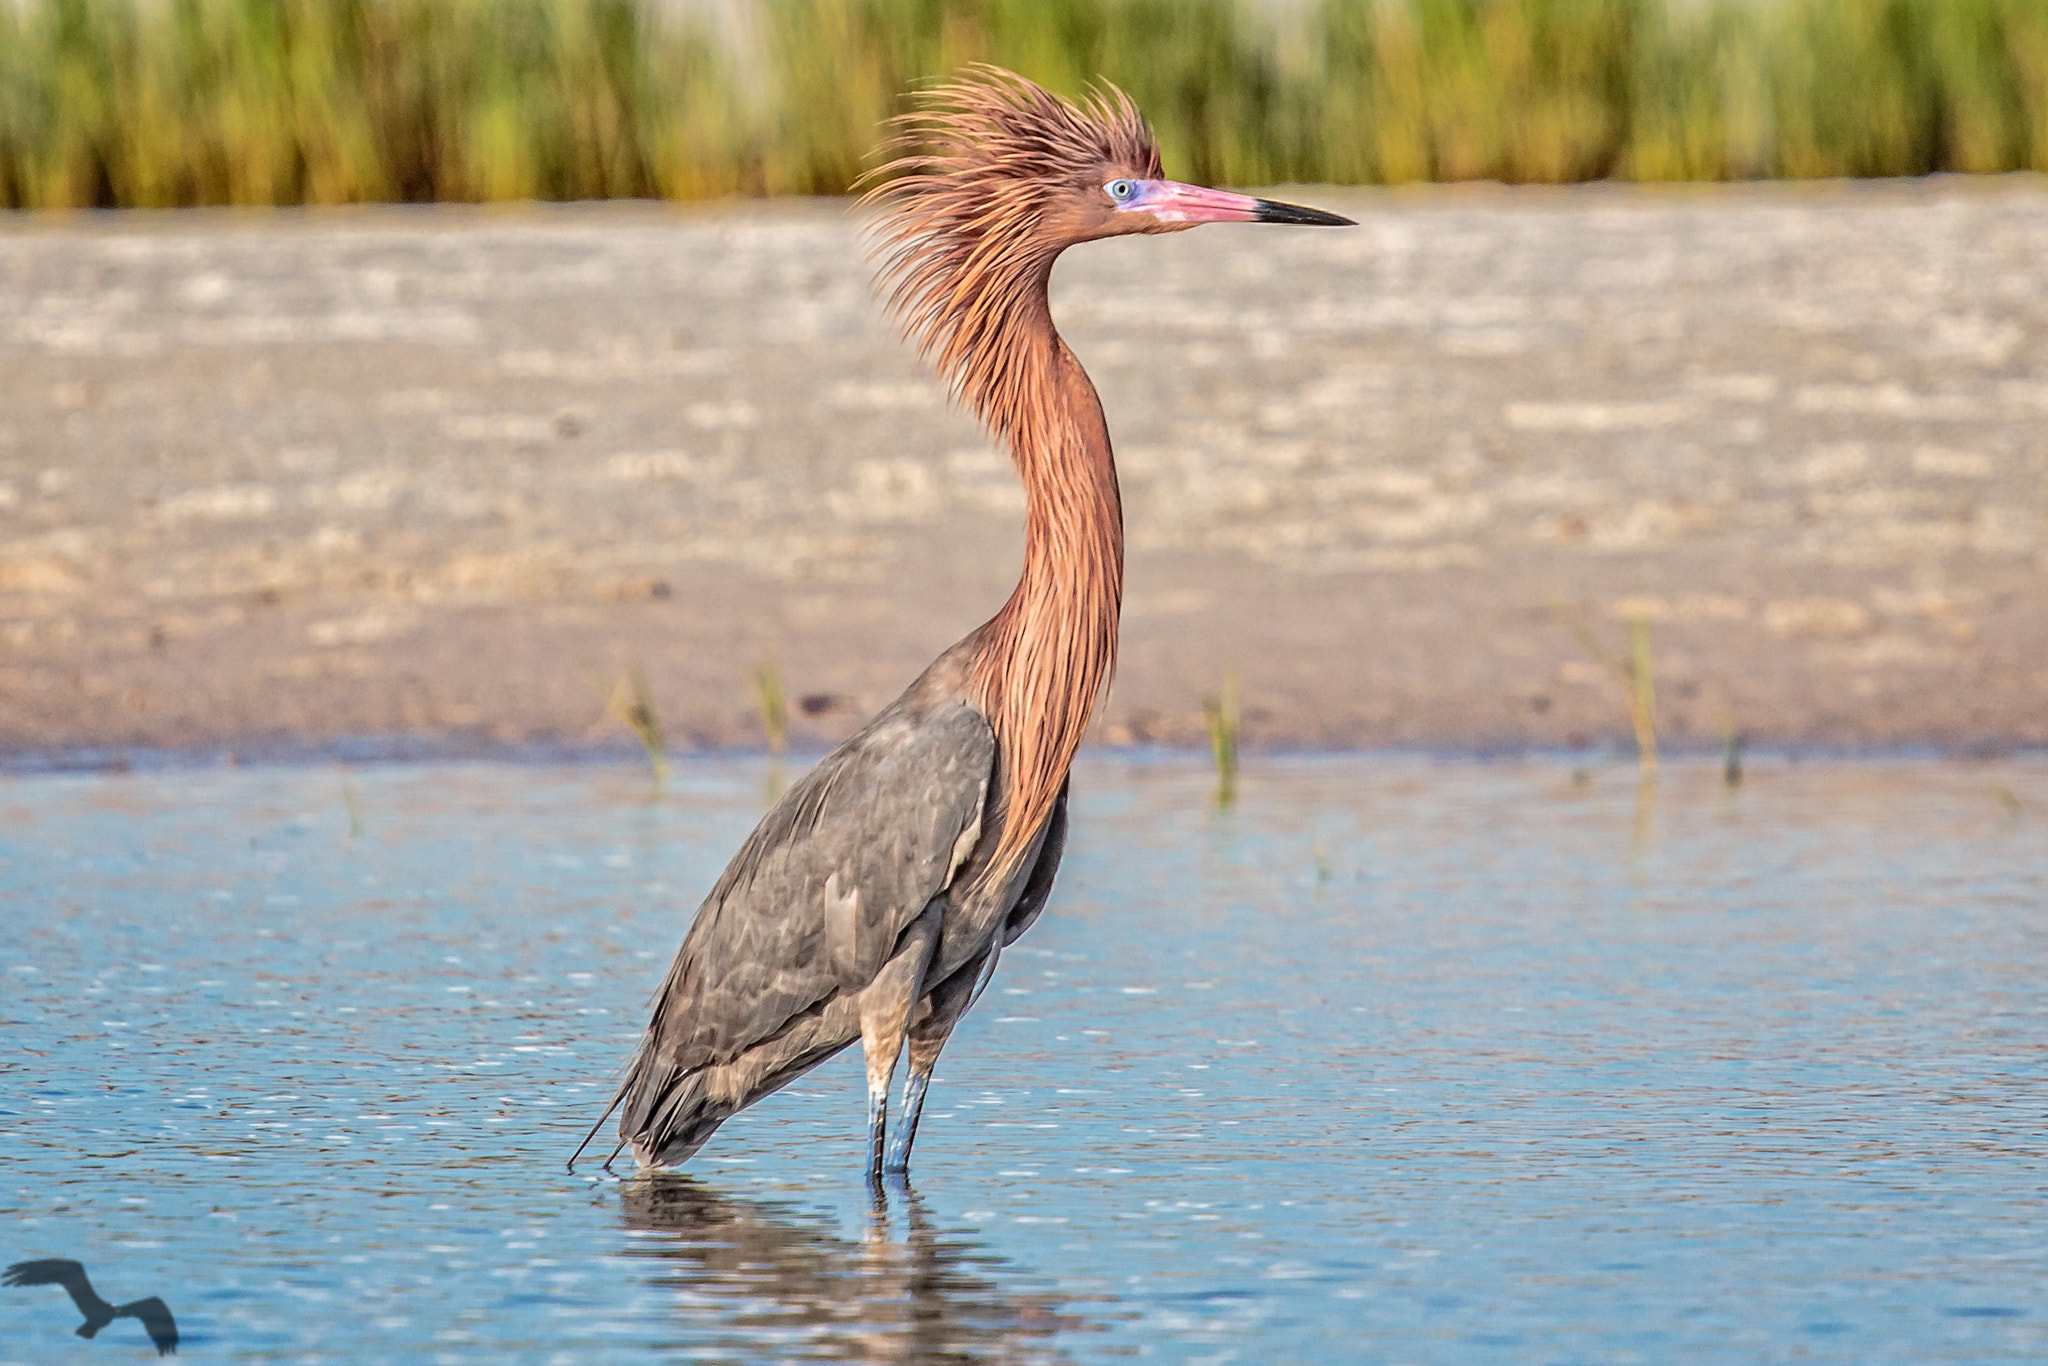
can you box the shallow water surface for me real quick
[3,755,2045,1363]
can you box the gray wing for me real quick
[627,702,994,1109]
[3,1259,109,1318]
[1000,780,1067,947]
[118,1298,178,1355]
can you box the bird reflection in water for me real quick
[617,1177,1093,1363]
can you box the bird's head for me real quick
[864,66,1350,399]
[866,65,1351,253]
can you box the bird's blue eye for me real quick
[1106,179,1135,203]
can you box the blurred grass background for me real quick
[2,0,2046,208]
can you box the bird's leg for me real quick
[885,1068,931,1176]
[863,1082,889,1187]
[858,901,943,1183]
[884,946,1000,1174]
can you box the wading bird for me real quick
[4,1259,179,1356]
[587,67,1350,1181]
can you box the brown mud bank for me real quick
[2,181,2045,759]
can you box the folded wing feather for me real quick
[623,702,995,1127]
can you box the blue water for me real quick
[2,755,2044,1363]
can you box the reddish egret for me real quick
[587,67,1350,1181]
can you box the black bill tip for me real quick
[1253,197,1355,227]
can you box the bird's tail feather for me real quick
[617,1019,860,1169]
[567,1074,632,1173]
[624,1069,733,1169]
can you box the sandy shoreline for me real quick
[3,181,2045,759]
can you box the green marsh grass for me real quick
[5,0,2048,209]
[1722,729,1745,788]
[752,659,790,803]
[752,659,789,756]
[1555,600,1658,778]
[606,663,671,788]
[1626,610,1658,775]
[1203,670,1240,809]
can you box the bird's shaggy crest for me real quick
[862,65,1160,440]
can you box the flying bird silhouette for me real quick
[4,1258,178,1356]
[583,66,1351,1182]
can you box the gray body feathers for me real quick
[618,642,1066,1168]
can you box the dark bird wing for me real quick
[3,1259,111,1319]
[1000,779,1067,948]
[117,1297,179,1355]
[622,699,994,1137]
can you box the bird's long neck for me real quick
[968,265,1124,881]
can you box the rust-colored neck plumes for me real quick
[865,69,1151,880]
[968,296,1124,882]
